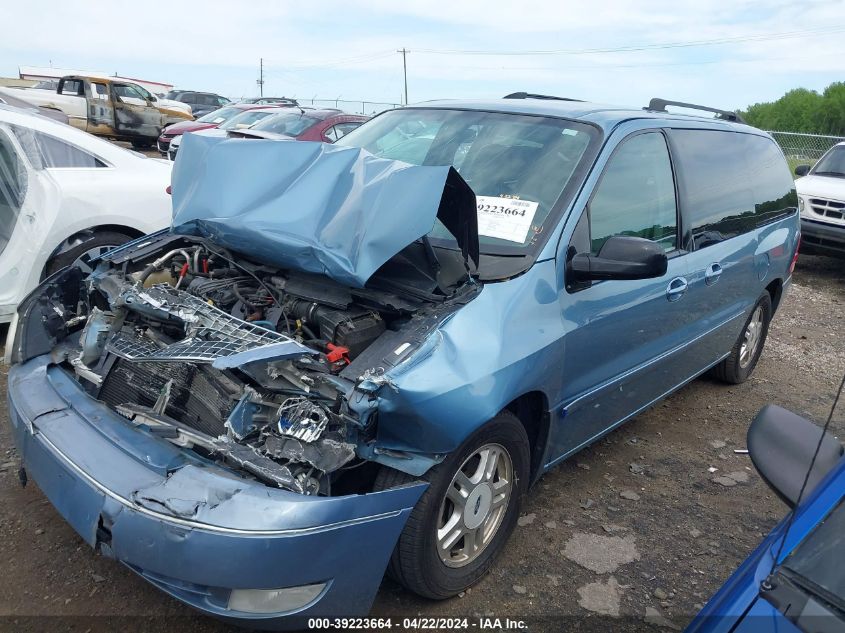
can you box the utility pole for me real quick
[257,57,264,97]
[397,48,408,105]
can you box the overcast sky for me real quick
[2,0,843,110]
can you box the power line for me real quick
[409,53,823,73]
[253,25,845,77]
[414,24,845,56]
[263,50,395,71]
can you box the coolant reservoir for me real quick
[143,270,176,288]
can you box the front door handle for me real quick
[667,277,688,302]
[705,262,723,286]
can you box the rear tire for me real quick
[373,411,529,599]
[46,231,134,276]
[711,292,772,384]
[130,139,154,149]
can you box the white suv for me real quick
[795,141,845,257]
[0,105,173,350]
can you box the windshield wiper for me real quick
[813,171,845,178]
[761,569,845,632]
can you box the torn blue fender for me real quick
[170,134,478,288]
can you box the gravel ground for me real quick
[0,255,842,632]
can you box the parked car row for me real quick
[0,74,305,149]
[0,75,193,148]
[162,105,369,159]
[4,92,810,630]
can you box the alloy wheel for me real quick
[739,305,764,368]
[436,443,513,568]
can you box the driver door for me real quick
[548,130,696,460]
[111,83,162,138]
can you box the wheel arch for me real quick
[503,390,551,486]
[765,277,784,314]
[43,224,146,278]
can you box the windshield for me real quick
[197,106,243,125]
[252,112,320,136]
[219,110,277,130]
[782,498,845,609]
[813,146,845,177]
[336,108,599,254]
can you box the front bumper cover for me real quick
[7,356,426,628]
[801,218,845,257]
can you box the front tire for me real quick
[711,292,772,384]
[374,411,530,599]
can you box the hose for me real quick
[137,248,193,284]
[232,282,256,310]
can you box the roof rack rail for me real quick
[504,92,583,102]
[646,98,745,123]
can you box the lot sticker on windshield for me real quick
[476,196,539,243]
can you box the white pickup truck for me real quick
[795,141,845,258]
[0,75,193,148]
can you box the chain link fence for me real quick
[298,98,401,116]
[766,131,845,172]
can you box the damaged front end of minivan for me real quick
[10,135,482,499]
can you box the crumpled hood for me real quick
[170,133,478,287]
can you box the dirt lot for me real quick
[0,255,842,632]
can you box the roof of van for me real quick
[408,97,756,134]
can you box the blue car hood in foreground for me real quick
[170,134,478,287]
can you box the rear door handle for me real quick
[667,277,688,302]
[705,262,723,286]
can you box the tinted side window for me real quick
[11,126,106,169]
[42,134,105,168]
[671,130,797,249]
[589,132,678,254]
[0,129,27,256]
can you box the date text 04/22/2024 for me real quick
[307,617,528,630]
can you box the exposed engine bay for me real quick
[40,233,478,495]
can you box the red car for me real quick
[157,103,293,154]
[230,109,369,143]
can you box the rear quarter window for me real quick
[670,129,797,250]
[10,125,106,169]
[0,128,27,256]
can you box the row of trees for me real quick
[741,82,845,135]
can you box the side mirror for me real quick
[795,164,811,177]
[748,404,843,507]
[569,235,669,282]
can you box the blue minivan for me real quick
[5,94,800,627]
